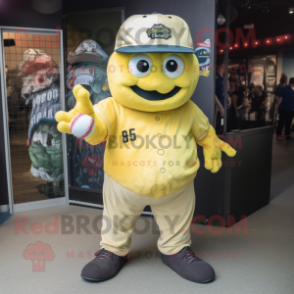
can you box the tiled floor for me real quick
[0,182,294,294]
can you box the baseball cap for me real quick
[115,13,195,54]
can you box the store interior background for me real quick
[216,0,294,202]
[0,0,293,218]
[219,0,294,128]
[0,0,293,293]
[0,0,292,218]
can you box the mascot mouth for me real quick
[130,85,181,101]
[75,74,94,86]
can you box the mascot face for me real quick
[107,52,199,112]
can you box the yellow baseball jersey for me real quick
[87,98,210,198]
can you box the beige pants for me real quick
[100,173,195,256]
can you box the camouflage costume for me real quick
[66,40,110,190]
[20,49,63,197]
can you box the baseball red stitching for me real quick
[70,114,94,139]
[70,113,83,133]
[83,118,94,138]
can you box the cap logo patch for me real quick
[146,24,172,39]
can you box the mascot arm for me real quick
[84,103,108,145]
[55,85,108,145]
[191,105,236,173]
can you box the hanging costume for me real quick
[66,40,110,189]
[56,14,236,283]
[20,49,63,197]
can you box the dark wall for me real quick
[0,0,62,29]
[224,127,273,225]
[195,127,273,225]
[194,147,225,218]
[0,0,62,206]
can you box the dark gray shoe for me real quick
[161,246,215,283]
[81,249,128,282]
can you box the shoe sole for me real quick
[82,275,215,283]
[81,276,109,282]
[196,276,215,283]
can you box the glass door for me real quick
[0,27,68,212]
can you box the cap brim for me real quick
[115,45,195,54]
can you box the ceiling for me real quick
[229,0,294,39]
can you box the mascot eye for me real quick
[162,55,184,78]
[129,55,152,78]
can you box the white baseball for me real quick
[70,114,95,139]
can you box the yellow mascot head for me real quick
[107,13,199,112]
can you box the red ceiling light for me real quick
[277,38,280,41]
[244,43,248,46]
[220,49,224,53]
[255,41,258,45]
[230,47,233,50]
[266,40,270,43]
[285,36,288,39]
[234,44,238,47]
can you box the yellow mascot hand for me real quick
[199,125,236,173]
[55,85,95,135]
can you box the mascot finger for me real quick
[57,121,72,134]
[204,157,213,171]
[55,111,74,123]
[220,142,237,157]
[75,87,94,115]
[211,159,222,173]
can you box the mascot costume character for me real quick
[56,13,236,283]
[20,49,64,197]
